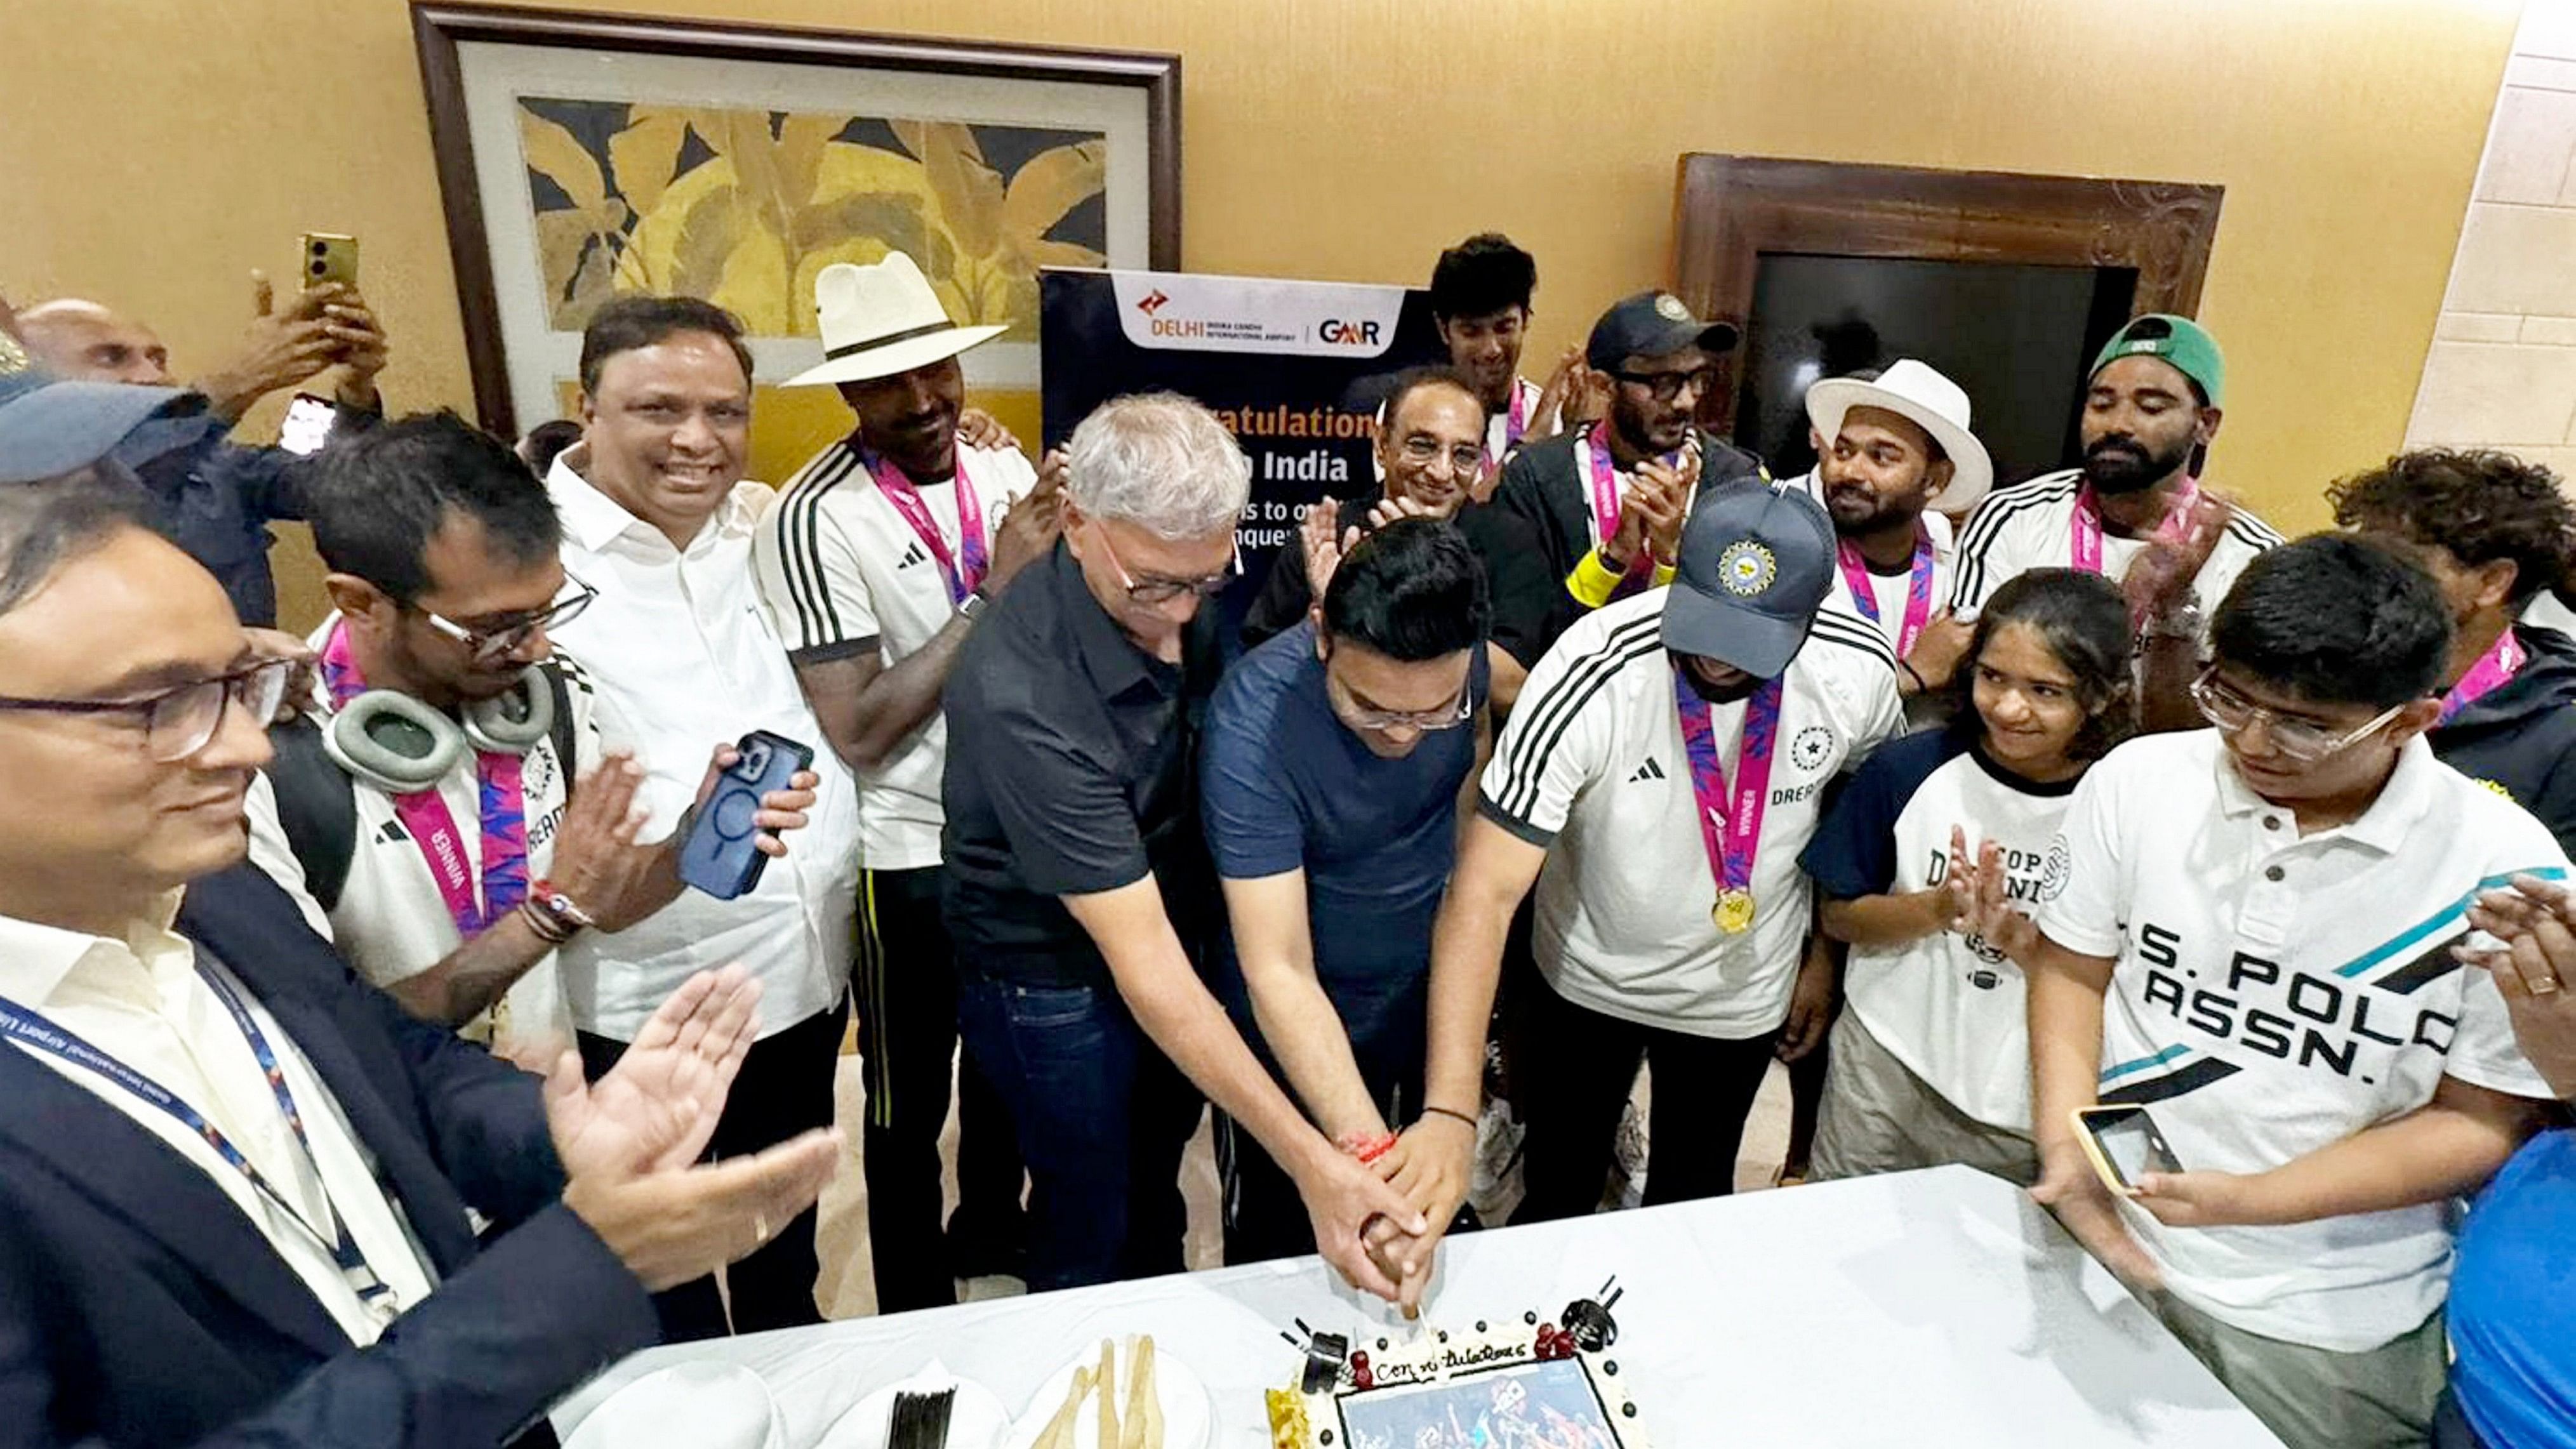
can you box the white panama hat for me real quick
[781,251,1006,388]
[1802,357,1993,513]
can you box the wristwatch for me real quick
[2141,599,2205,642]
[958,588,990,621]
[523,878,597,944]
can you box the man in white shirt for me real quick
[244,413,819,1068]
[0,413,837,1444]
[1394,479,1901,1294]
[2026,534,2560,1449]
[545,295,865,1339]
[1940,315,2281,713]
[757,252,1056,1307]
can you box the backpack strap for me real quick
[541,661,576,787]
[264,714,359,913]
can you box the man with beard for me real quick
[1798,361,1992,704]
[759,252,1047,1305]
[1425,234,1582,489]
[1492,292,1767,662]
[246,413,820,1067]
[1377,481,1901,1306]
[1242,367,1558,708]
[1941,317,2280,703]
[2332,449,2576,857]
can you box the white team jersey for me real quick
[755,437,1039,870]
[1946,469,2280,622]
[1481,590,1904,1037]
[2037,730,2559,1350]
[244,639,602,1062]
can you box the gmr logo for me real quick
[1318,318,1381,346]
[1135,289,1171,315]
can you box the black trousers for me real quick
[856,865,1025,1311]
[1507,974,1779,1222]
[579,999,846,1340]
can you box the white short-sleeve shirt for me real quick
[543,451,861,1043]
[1946,470,2280,622]
[1480,590,1905,1038]
[242,639,602,1062]
[2035,729,2561,1351]
[753,436,1037,871]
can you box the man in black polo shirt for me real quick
[1492,291,1765,661]
[942,392,1426,1297]
[1242,366,1557,710]
[2331,448,2576,854]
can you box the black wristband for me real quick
[1419,1104,1480,1131]
[1898,659,1928,692]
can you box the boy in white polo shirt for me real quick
[2026,534,2561,1449]
[1402,478,1900,1256]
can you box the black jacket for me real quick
[2431,624,2576,857]
[1490,425,1767,661]
[1238,486,1560,668]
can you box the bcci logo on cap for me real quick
[1654,294,1692,322]
[1717,539,1776,597]
[0,333,25,377]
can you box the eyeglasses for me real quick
[0,657,293,762]
[1331,677,1475,733]
[1089,520,1240,605]
[1612,367,1718,404]
[414,578,598,665]
[2189,669,2405,766]
[1394,434,1487,479]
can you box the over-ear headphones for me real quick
[321,666,556,793]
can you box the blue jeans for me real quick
[955,972,1204,1292]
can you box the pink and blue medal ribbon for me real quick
[318,624,528,936]
[1835,530,1937,658]
[2440,628,2528,725]
[1584,426,1678,602]
[1673,668,1784,932]
[863,439,987,605]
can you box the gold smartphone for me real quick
[2071,1104,2182,1198]
[300,232,359,291]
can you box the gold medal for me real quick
[1714,887,1756,934]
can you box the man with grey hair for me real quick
[942,392,1428,1296]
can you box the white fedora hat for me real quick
[782,251,1007,388]
[1803,358,1993,514]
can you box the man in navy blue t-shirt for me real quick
[1202,517,1491,1267]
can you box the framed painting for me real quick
[411,1,1181,466]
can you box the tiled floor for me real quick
[809,1054,1797,1320]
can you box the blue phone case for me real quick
[677,730,814,900]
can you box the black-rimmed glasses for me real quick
[413,578,598,665]
[0,657,293,762]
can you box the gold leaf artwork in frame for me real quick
[516,98,1109,342]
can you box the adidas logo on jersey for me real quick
[1628,758,1666,783]
[895,541,928,569]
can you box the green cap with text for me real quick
[2090,314,2224,409]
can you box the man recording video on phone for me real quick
[2022,534,2563,1449]
[241,412,820,1071]
[15,265,390,626]
[538,294,862,1340]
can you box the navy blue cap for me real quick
[1585,291,1741,374]
[0,354,193,485]
[1661,477,1835,678]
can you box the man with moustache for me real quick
[1424,234,1581,489]
[1243,366,1558,707]
[1383,480,1901,1300]
[1797,361,1993,705]
[1941,317,2280,699]
[1492,291,1766,662]
[758,252,1047,1304]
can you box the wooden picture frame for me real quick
[1668,154,2222,437]
[411,1,1183,438]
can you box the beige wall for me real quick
[2409,2,2576,472]
[0,0,2526,628]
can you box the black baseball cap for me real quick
[1661,478,1835,678]
[1585,291,1741,374]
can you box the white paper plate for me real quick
[564,1361,784,1449]
[1002,1342,1211,1449]
[815,1361,1011,1449]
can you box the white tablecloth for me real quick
[553,1165,2283,1446]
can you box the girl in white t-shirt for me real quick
[1800,568,2135,1182]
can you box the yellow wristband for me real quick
[1567,549,1626,608]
